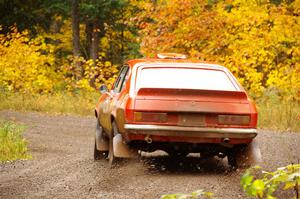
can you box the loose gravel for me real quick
[0,110,299,199]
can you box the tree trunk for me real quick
[120,8,125,64]
[89,21,106,88]
[72,0,80,57]
[88,22,101,88]
[71,0,81,77]
[85,21,93,59]
[90,22,100,63]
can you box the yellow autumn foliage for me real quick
[136,0,300,99]
[61,56,118,92]
[216,0,300,98]
[0,27,61,93]
[0,25,119,94]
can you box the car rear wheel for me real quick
[227,151,238,169]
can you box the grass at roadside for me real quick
[0,120,31,162]
[0,91,99,116]
[257,97,300,132]
[0,91,299,132]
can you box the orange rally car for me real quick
[94,53,261,168]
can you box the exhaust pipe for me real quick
[145,135,152,144]
[223,138,230,144]
[218,152,226,158]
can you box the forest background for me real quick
[0,0,299,131]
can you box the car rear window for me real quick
[136,67,238,91]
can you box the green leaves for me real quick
[241,171,265,198]
[241,170,254,190]
[240,164,300,199]
[251,180,265,198]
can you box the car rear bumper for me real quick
[124,124,257,139]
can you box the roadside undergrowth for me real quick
[257,96,300,132]
[0,91,99,116]
[0,120,31,162]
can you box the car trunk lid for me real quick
[134,88,250,114]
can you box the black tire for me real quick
[227,151,238,169]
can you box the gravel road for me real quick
[0,110,299,199]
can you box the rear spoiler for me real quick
[136,88,248,101]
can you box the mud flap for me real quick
[236,138,262,168]
[113,134,138,158]
[96,125,109,151]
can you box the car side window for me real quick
[114,66,129,93]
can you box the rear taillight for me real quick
[218,115,250,125]
[134,112,167,123]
